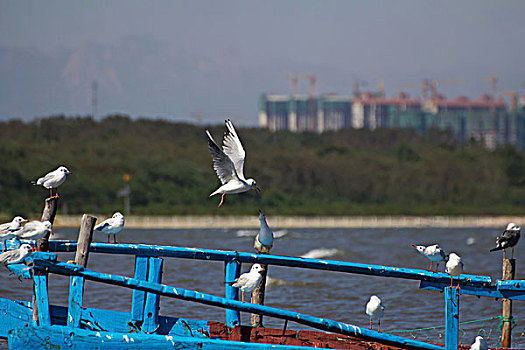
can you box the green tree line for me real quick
[1,115,525,218]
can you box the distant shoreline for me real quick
[52,215,525,229]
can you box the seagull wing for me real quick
[232,273,250,288]
[222,119,246,180]
[36,170,56,185]
[206,130,238,185]
[94,220,111,231]
[0,250,19,265]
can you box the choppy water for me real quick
[1,226,525,348]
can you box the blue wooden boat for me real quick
[1,239,524,349]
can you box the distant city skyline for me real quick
[1,1,524,125]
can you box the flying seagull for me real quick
[490,222,521,259]
[32,166,71,199]
[231,263,264,302]
[94,212,125,244]
[365,295,385,331]
[254,210,274,254]
[412,244,447,271]
[206,119,260,208]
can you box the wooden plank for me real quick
[131,256,149,322]
[501,258,515,348]
[67,276,85,328]
[48,240,492,288]
[32,258,443,350]
[444,287,459,350]
[74,214,96,267]
[37,197,58,252]
[8,324,324,349]
[0,298,32,337]
[33,273,50,326]
[143,257,163,333]
[224,260,241,327]
[251,263,268,327]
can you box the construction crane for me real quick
[303,73,316,97]
[428,78,464,100]
[500,90,518,112]
[485,72,498,97]
[285,72,298,95]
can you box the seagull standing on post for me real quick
[412,244,447,271]
[16,221,53,250]
[365,295,385,331]
[0,244,32,266]
[490,223,521,259]
[206,119,260,208]
[31,166,71,199]
[231,263,264,302]
[254,210,274,254]
[0,216,27,251]
[446,252,463,288]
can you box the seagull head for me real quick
[250,263,265,273]
[258,209,266,221]
[13,216,27,224]
[247,179,260,193]
[412,245,425,253]
[505,222,520,232]
[58,166,72,175]
[43,221,54,235]
[113,212,124,219]
[20,244,33,255]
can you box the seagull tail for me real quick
[489,247,502,252]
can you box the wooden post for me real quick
[251,263,268,327]
[68,214,97,328]
[143,257,163,333]
[444,287,459,350]
[225,260,241,327]
[502,258,515,348]
[36,197,59,252]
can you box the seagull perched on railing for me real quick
[206,119,260,208]
[469,336,488,350]
[0,216,27,251]
[16,220,53,250]
[446,252,463,288]
[0,244,32,266]
[231,263,264,302]
[95,212,125,244]
[254,210,274,254]
[490,222,521,259]
[31,166,71,199]
[412,244,447,271]
[365,295,385,331]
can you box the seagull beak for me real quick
[412,245,417,248]
[258,209,263,214]
[50,229,54,236]
[254,186,261,193]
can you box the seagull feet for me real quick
[218,193,226,208]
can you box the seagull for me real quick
[254,210,274,253]
[231,263,264,302]
[94,212,125,243]
[365,295,385,331]
[490,223,521,259]
[0,244,32,266]
[31,166,71,199]
[412,244,447,271]
[470,336,488,350]
[206,119,260,208]
[0,216,27,251]
[16,221,53,249]
[446,252,464,288]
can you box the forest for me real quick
[1,115,525,219]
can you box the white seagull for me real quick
[32,166,71,198]
[94,212,125,243]
[231,263,264,302]
[0,244,32,266]
[0,216,27,250]
[413,244,447,271]
[254,210,274,253]
[446,252,464,288]
[16,220,53,248]
[206,119,260,208]
[490,222,521,259]
[470,336,488,350]
[365,295,385,331]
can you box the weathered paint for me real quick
[419,280,525,301]
[444,287,459,350]
[143,257,163,333]
[67,275,84,327]
[31,258,443,350]
[224,259,241,327]
[48,240,491,288]
[33,273,50,326]
[131,256,148,322]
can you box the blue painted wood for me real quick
[8,324,325,350]
[48,240,491,288]
[497,279,525,290]
[131,256,148,322]
[32,258,442,350]
[444,287,459,350]
[0,298,32,337]
[7,263,32,279]
[33,273,51,326]
[419,281,525,301]
[143,257,163,333]
[67,276,85,328]
[225,259,241,327]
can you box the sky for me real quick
[1,1,524,125]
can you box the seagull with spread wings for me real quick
[206,119,260,208]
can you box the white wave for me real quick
[300,248,342,259]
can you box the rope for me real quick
[389,316,505,333]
